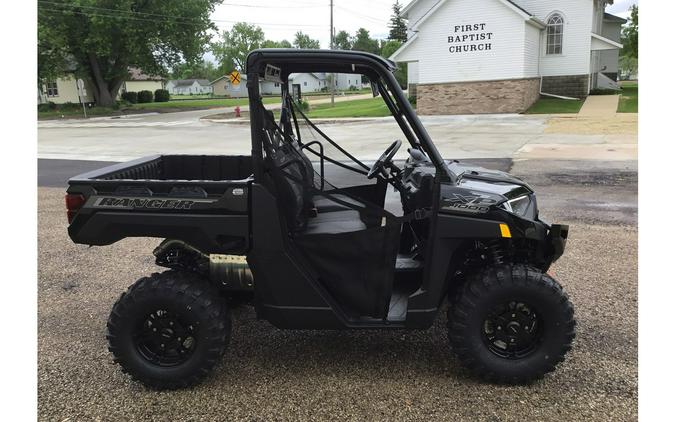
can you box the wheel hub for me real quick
[133,309,197,367]
[482,301,541,359]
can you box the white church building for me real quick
[390,0,626,114]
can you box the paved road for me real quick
[38,109,636,162]
[38,157,637,420]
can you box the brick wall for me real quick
[541,74,589,98]
[416,78,540,115]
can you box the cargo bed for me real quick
[66,155,253,254]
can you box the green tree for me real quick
[211,22,265,72]
[171,60,219,81]
[381,40,407,88]
[334,30,353,50]
[352,28,380,55]
[37,0,221,106]
[621,5,638,59]
[388,0,407,42]
[262,39,292,48]
[293,32,321,49]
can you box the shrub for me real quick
[589,88,621,95]
[348,85,358,91]
[408,95,417,107]
[121,91,138,104]
[60,102,81,111]
[38,102,57,112]
[299,99,310,111]
[137,90,154,103]
[154,89,170,102]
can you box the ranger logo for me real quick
[441,193,497,214]
[94,197,197,210]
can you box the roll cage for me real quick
[245,49,456,184]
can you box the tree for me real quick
[388,0,407,42]
[211,22,265,72]
[262,39,292,48]
[38,0,221,106]
[293,32,321,49]
[621,5,638,59]
[381,40,407,88]
[352,28,380,55]
[170,60,219,81]
[334,30,353,50]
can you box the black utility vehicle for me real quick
[66,50,574,389]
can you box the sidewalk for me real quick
[578,95,620,117]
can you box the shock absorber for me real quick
[486,239,506,265]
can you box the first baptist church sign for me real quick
[448,23,494,53]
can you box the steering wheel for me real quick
[367,139,402,179]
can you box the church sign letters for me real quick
[448,23,493,53]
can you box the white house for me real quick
[391,0,625,114]
[166,79,213,95]
[260,73,362,95]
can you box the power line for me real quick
[37,2,327,29]
[335,5,389,25]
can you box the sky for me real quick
[205,0,638,61]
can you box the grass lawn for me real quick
[525,98,584,114]
[38,106,122,120]
[305,97,390,118]
[617,81,638,113]
[131,97,278,109]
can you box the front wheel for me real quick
[106,271,231,389]
[448,265,575,384]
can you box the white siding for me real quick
[515,0,592,76]
[405,0,529,83]
[523,23,541,77]
[407,61,419,85]
[290,73,322,92]
[40,76,96,104]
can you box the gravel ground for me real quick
[38,161,638,421]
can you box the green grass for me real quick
[617,82,638,113]
[525,98,584,114]
[38,106,121,120]
[131,97,278,109]
[305,97,390,118]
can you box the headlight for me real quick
[500,195,533,217]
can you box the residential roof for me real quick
[128,67,164,81]
[170,79,211,87]
[210,74,248,85]
[604,12,628,23]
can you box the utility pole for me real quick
[330,0,335,106]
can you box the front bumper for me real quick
[547,224,569,263]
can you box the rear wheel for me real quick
[448,265,575,383]
[106,271,230,389]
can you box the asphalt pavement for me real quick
[38,156,637,420]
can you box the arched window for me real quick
[546,14,564,55]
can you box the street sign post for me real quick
[76,79,87,118]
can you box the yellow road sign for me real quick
[229,70,241,85]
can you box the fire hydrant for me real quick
[234,106,241,118]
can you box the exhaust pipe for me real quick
[153,239,253,291]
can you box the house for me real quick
[210,74,249,98]
[390,0,626,114]
[39,67,164,104]
[121,67,165,94]
[260,73,362,95]
[166,79,213,95]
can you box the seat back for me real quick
[262,110,315,231]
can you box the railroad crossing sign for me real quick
[229,70,241,85]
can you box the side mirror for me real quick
[371,82,380,98]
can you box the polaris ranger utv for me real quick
[66,49,574,389]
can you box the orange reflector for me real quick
[499,224,512,238]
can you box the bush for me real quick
[137,90,153,103]
[154,89,170,102]
[60,102,82,111]
[121,91,138,104]
[408,95,417,107]
[38,102,57,112]
[348,85,358,91]
[589,88,621,95]
[299,99,310,112]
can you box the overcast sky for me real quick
[206,0,638,61]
